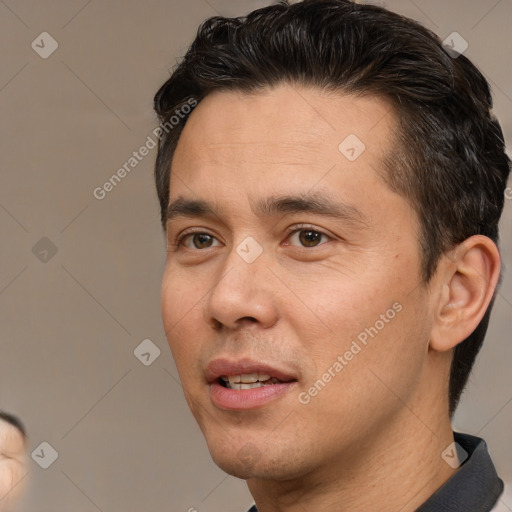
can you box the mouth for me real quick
[217,373,286,390]
[206,358,299,410]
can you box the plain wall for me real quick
[0,0,510,510]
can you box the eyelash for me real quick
[173,225,332,251]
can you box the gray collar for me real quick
[416,432,503,511]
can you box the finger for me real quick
[0,458,27,511]
[0,416,26,461]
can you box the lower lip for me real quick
[210,381,296,410]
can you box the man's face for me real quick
[161,84,436,480]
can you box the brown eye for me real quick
[191,233,214,249]
[175,232,221,251]
[288,228,330,248]
[299,230,323,247]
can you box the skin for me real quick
[160,83,501,512]
[0,416,27,511]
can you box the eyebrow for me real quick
[165,192,370,229]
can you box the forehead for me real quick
[175,83,395,163]
[169,84,398,212]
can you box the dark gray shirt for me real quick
[246,432,503,512]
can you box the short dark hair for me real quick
[153,0,511,416]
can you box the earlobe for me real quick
[429,235,501,353]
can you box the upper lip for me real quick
[205,358,299,384]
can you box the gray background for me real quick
[0,0,511,511]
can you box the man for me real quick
[153,1,510,510]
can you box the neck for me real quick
[246,394,457,512]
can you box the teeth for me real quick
[231,382,265,390]
[223,373,272,385]
[232,373,257,384]
[219,375,281,390]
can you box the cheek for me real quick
[161,263,204,326]
[161,266,206,369]
[310,284,428,413]
[291,269,398,344]
[290,263,427,389]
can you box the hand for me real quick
[0,413,27,511]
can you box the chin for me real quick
[207,440,264,479]
[208,438,311,481]
[213,457,259,479]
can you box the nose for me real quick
[204,244,279,331]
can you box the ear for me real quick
[429,235,501,352]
